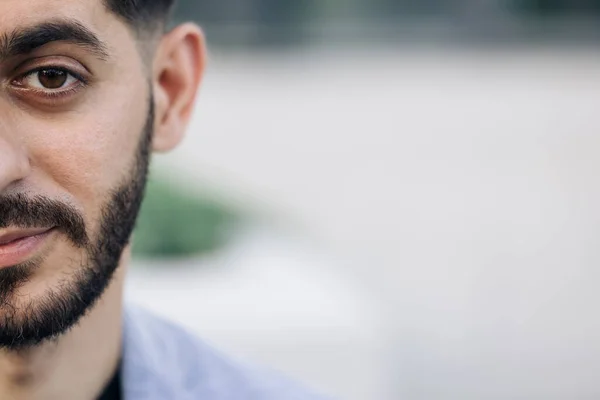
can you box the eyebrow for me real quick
[0,19,110,61]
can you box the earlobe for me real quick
[151,23,206,153]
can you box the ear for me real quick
[152,23,206,153]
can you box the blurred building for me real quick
[171,0,600,48]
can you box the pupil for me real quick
[38,69,68,89]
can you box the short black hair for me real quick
[104,0,176,31]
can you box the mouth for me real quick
[0,227,56,268]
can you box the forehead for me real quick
[0,0,123,41]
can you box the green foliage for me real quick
[133,177,237,258]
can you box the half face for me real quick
[0,0,157,348]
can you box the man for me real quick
[0,0,326,399]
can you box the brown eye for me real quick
[18,68,79,91]
[37,69,68,89]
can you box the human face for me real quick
[0,0,158,348]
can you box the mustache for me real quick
[0,194,89,248]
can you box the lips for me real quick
[0,228,54,246]
[0,228,56,268]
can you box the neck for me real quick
[0,256,127,400]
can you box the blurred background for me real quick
[125,1,600,399]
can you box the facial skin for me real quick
[0,0,204,350]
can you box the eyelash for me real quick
[12,66,88,99]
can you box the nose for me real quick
[0,132,30,193]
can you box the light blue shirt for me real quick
[121,306,328,399]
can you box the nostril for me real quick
[0,139,30,193]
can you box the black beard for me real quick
[0,101,153,350]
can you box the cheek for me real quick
[24,99,147,226]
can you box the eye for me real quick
[21,68,80,91]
